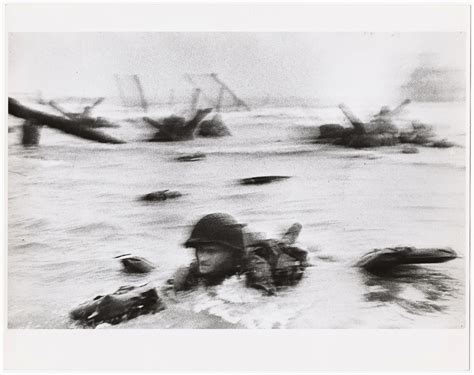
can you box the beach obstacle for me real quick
[8,97,125,145]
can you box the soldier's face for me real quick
[195,244,236,275]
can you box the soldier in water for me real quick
[168,213,309,296]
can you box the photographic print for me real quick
[8,30,468,331]
[5,3,471,372]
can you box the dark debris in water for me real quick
[175,153,206,162]
[69,283,166,328]
[140,190,182,202]
[239,176,291,185]
[315,254,338,263]
[117,255,156,273]
[430,139,456,148]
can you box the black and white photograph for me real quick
[4,2,470,371]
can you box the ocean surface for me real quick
[8,98,467,329]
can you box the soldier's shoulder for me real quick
[170,262,199,291]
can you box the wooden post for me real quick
[215,86,225,113]
[21,120,41,147]
[389,99,411,116]
[182,108,213,137]
[48,100,73,118]
[338,104,366,134]
[90,97,105,110]
[114,74,128,107]
[9,97,125,144]
[183,74,215,106]
[190,88,201,113]
[133,74,148,113]
[210,73,250,111]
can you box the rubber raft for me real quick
[356,246,457,273]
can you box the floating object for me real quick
[239,176,291,185]
[430,139,455,148]
[175,153,206,162]
[356,246,457,274]
[401,145,419,154]
[115,254,155,273]
[69,284,165,327]
[197,114,231,137]
[140,190,182,202]
[8,97,124,144]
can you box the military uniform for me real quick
[170,236,308,296]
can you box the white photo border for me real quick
[3,2,470,371]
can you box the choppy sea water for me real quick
[8,99,467,328]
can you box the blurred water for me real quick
[8,100,467,328]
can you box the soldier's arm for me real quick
[167,263,199,292]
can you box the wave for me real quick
[67,222,118,234]
[14,241,51,251]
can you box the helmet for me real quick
[184,213,245,251]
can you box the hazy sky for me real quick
[8,32,467,105]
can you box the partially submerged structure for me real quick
[356,246,457,274]
[185,73,250,137]
[48,98,118,129]
[198,113,231,137]
[144,108,212,142]
[114,74,149,113]
[8,97,125,146]
[315,100,455,149]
